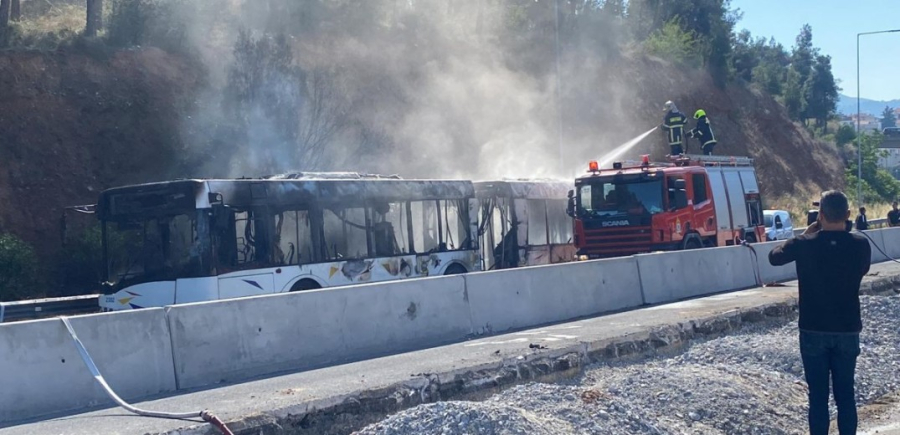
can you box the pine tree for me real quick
[882,106,897,129]
[791,24,817,122]
[803,54,839,130]
[783,68,804,121]
[85,0,103,37]
[0,0,10,38]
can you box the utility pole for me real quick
[554,0,564,175]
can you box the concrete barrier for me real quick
[863,229,889,263]
[167,275,472,390]
[636,246,757,305]
[878,228,900,259]
[11,229,900,424]
[0,309,176,424]
[464,257,644,334]
[751,241,798,284]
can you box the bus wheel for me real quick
[290,279,322,292]
[683,236,703,250]
[443,264,468,275]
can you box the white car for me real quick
[764,210,793,241]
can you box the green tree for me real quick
[730,29,757,82]
[0,0,9,40]
[642,19,700,65]
[0,234,39,301]
[627,0,735,86]
[882,106,897,129]
[59,225,105,294]
[790,24,817,122]
[86,0,103,37]
[835,124,856,146]
[783,68,804,121]
[846,132,900,203]
[601,0,625,18]
[791,24,815,85]
[803,54,839,130]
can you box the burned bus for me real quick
[474,179,575,270]
[97,173,478,311]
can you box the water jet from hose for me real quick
[596,127,659,169]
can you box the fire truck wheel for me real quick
[290,279,322,292]
[683,236,703,250]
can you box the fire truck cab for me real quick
[568,154,765,259]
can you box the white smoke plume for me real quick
[161,0,654,181]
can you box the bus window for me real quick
[234,211,254,265]
[233,209,273,268]
[323,207,369,260]
[526,199,548,245]
[105,213,206,284]
[440,200,467,250]
[370,202,408,256]
[411,201,440,253]
[546,199,571,244]
[275,210,313,265]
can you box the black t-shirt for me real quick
[889,209,900,226]
[768,231,871,333]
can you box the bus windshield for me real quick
[579,179,664,217]
[104,212,210,286]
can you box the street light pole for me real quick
[857,29,900,206]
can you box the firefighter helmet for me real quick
[664,100,674,112]
[694,109,706,119]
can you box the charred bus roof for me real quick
[474,179,573,200]
[98,176,474,219]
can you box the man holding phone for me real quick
[769,190,871,435]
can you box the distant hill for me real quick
[838,94,900,116]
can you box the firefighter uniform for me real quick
[661,101,688,155]
[688,109,717,155]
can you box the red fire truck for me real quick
[567,154,766,259]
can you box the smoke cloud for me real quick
[163,0,652,182]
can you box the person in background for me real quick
[855,207,869,231]
[660,101,689,156]
[769,190,871,435]
[888,201,900,227]
[687,109,718,155]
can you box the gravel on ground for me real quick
[356,294,900,435]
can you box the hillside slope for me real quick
[0,49,844,290]
[0,48,200,259]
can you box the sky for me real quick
[732,0,900,101]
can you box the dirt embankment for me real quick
[619,56,844,200]
[0,48,200,261]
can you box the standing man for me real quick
[855,206,869,231]
[769,190,871,435]
[660,101,689,156]
[888,201,900,227]
[687,109,718,155]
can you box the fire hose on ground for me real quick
[60,317,235,435]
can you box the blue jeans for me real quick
[799,331,860,435]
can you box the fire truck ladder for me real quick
[674,154,754,167]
